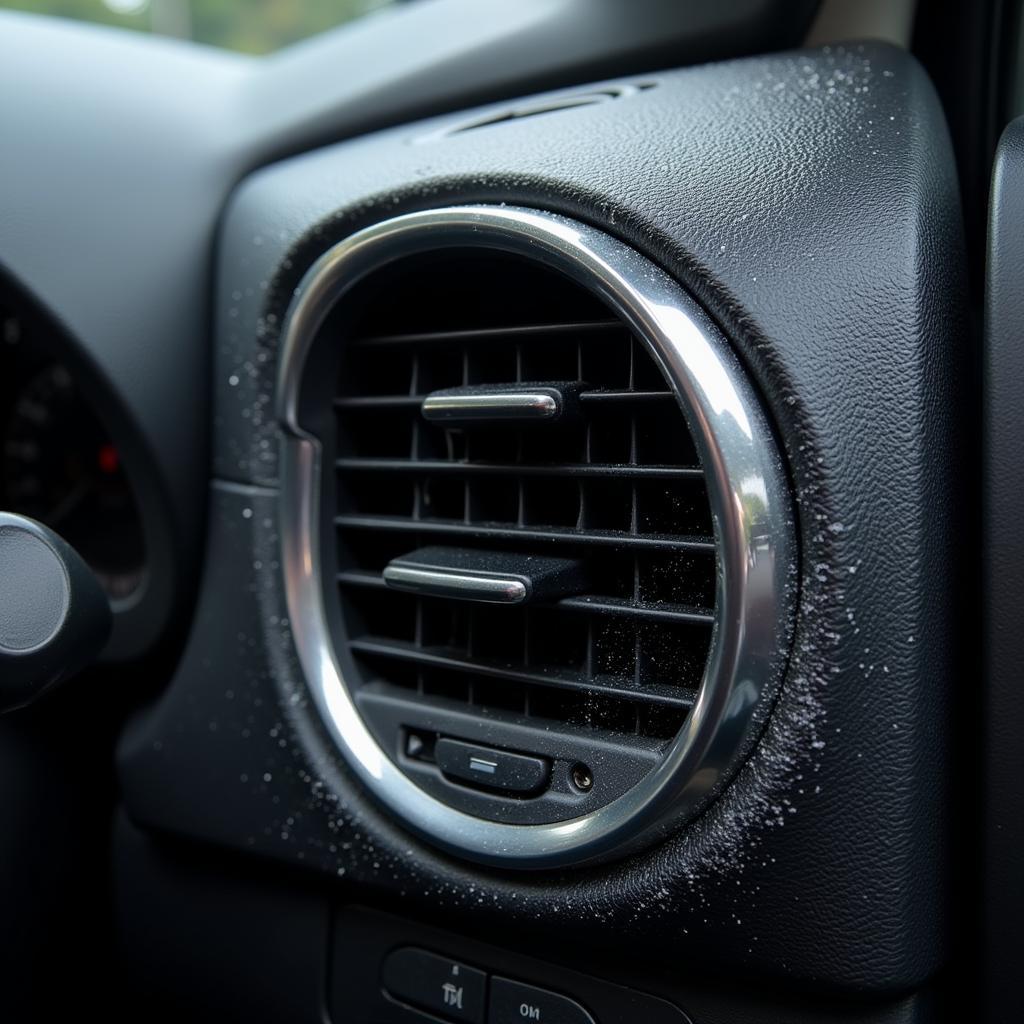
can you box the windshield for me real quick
[0,0,392,54]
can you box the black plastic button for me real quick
[435,738,549,794]
[489,978,596,1024]
[382,947,486,1023]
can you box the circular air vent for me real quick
[278,206,793,868]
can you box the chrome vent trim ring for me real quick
[277,205,794,868]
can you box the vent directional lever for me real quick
[383,546,586,605]
[421,381,587,425]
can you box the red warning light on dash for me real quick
[97,444,119,475]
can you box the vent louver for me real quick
[279,206,792,867]
[333,255,714,774]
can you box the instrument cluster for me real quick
[1,305,146,605]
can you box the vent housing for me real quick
[279,206,792,867]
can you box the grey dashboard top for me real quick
[118,42,965,994]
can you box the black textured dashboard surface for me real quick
[120,44,965,994]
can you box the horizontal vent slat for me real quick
[577,390,675,405]
[355,687,670,760]
[350,637,697,710]
[333,395,422,411]
[558,595,714,625]
[337,570,714,625]
[336,457,703,480]
[334,514,715,551]
[353,320,622,347]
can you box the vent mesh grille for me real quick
[326,252,716,751]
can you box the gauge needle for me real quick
[45,482,89,528]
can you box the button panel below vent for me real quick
[321,250,716,824]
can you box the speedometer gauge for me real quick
[2,361,146,601]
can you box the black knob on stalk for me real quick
[0,512,111,712]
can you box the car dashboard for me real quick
[0,1,1020,1022]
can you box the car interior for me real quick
[0,0,1021,1020]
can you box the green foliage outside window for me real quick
[1,0,388,55]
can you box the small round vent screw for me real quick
[571,764,593,793]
